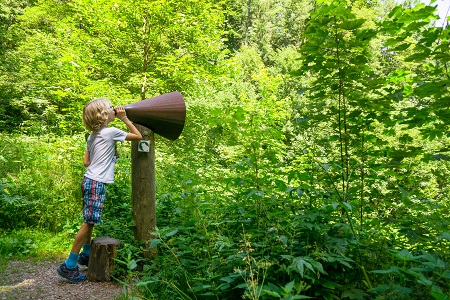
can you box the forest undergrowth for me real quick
[0,132,449,299]
[1,0,450,299]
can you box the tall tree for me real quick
[222,0,311,59]
[0,0,37,131]
[290,0,449,249]
[0,0,226,134]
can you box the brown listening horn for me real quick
[124,91,186,141]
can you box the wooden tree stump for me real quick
[87,236,120,282]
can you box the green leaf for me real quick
[413,5,436,19]
[263,289,281,298]
[233,107,246,122]
[298,88,309,95]
[236,283,248,289]
[433,52,450,61]
[442,232,450,240]
[341,202,352,212]
[284,280,295,292]
[395,249,415,261]
[342,289,370,300]
[398,186,409,199]
[392,43,411,51]
[297,117,310,123]
[388,5,404,18]
[210,108,223,116]
[355,29,377,41]
[165,229,178,237]
[371,267,400,274]
[415,82,445,97]
[127,259,137,270]
[290,257,315,277]
[338,19,365,30]
[419,251,437,265]
[431,290,450,300]
[321,280,339,289]
[432,285,450,300]
[149,238,161,249]
[416,274,433,286]
[404,50,431,62]
[286,187,296,193]
[442,270,450,279]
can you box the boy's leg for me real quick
[57,222,93,283]
[78,223,93,266]
[77,243,91,266]
[77,177,105,266]
[64,222,94,268]
[71,222,94,254]
[57,177,105,282]
[72,222,94,267]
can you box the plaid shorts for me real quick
[81,176,106,225]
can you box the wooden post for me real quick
[87,236,120,281]
[131,125,157,258]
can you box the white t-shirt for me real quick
[84,127,127,183]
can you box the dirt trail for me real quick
[0,258,123,300]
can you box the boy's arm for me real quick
[84,150,90,167]
[122,117,143,141]
[115,106,143,141]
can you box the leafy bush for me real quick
[0,133,92,231]
[0,229,71,259]
[371,249,450,300]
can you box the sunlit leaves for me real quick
[0,0,227,134]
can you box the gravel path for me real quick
[0,258,123,300]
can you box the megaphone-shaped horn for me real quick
[124,91,186,141]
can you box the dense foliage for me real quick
[1,0,449,299]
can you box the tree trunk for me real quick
[87,236,120,282]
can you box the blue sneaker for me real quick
[57,262,86,283]
[77,253,89,266]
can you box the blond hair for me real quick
[83,98,112,131]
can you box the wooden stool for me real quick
[87,236,120,281]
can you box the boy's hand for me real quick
[114,106,127,120]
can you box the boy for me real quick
[57,98,142,283]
